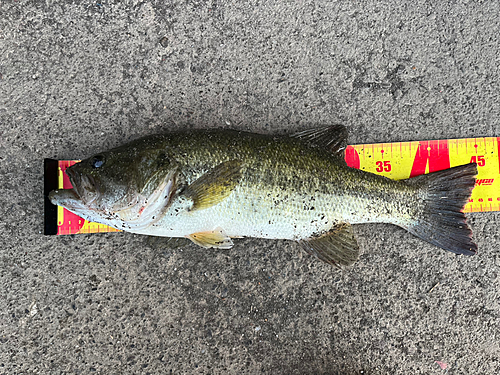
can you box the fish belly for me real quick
[135,178,416,240]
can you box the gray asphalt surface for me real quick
[1,1,500,374]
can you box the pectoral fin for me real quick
[183,160,243,211]
[298,223,360,267]
[186,227,234,249]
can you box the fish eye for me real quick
[90,155,105,168]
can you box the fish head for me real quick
[50,144,179,228]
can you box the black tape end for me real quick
[44,159,59,235]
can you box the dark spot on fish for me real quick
[157,152,169,168]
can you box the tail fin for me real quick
[406,163,478,255]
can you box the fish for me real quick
[49,126,478,267]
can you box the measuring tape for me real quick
[44,136,500,235]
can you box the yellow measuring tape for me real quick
[44,136,500,235]
[345,137,500,213]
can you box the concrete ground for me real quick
[1,0,499,374]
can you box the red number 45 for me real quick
[470,156,486,167]
[376,160,392,172]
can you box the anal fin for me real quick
[299,223,360,267]
[186,227,234,249]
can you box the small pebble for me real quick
[159,37,169,47]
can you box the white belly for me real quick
[132,186,337,240]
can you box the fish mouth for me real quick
[48,188,88,212]
[65,166,100,206]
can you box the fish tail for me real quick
[406,163,478,255]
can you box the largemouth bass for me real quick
[49,126,478,267]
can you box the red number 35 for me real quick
[376,160,392,172]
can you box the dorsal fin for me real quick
[291,125,348,158]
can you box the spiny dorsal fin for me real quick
[298,223,360,268]
[292,125,348,158]
[183,159,243,211]
[186,227,234,249]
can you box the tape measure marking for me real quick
[345,137,500,213]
